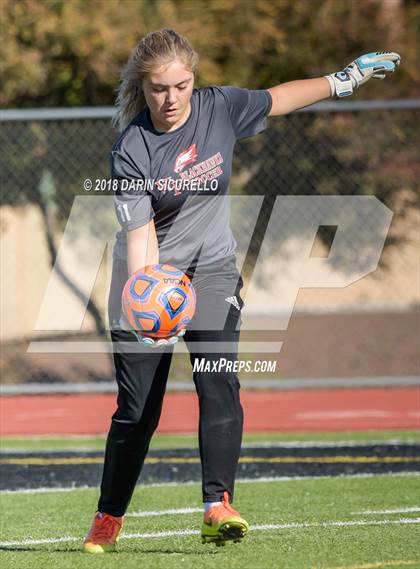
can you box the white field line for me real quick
[0,485,93,495]
[249,518,420,532]
[127,507,202,518]
[0,536,79,547]
[0,518,419,548]
[1,471,419,495]
[123,518,420,540]
[241,440,420,449]
[351,507,420,515]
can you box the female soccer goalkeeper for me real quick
[84,28,400,553]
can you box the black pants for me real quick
[98,256,244,516]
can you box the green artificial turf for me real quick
[1,474,419,569]
[1,430,419,452]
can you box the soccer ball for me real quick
[121,264,196,339]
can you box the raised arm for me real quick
[268,77,330,116]
[268,51,401,116]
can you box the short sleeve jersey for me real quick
[111,86,272,271]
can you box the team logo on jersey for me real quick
[174,143,197,173]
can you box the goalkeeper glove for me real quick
[325,51,401,97]
[118,314,186,348]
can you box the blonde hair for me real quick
[113,28,199,131]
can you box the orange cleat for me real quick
[201,491,249,546]
[83,512,124,553]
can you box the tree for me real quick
[1,0,418,108]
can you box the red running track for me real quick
[1,388,419,436]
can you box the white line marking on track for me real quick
[1,471,419,494]
[351,507,420,515]
[0,518,419,548]
[127,507,202,517]
[295,411,399,420]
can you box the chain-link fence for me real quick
[1,100,419,385]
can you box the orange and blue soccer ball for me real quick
[122,264,196,338]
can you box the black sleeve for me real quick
[111,132,154,232]
[216,86,272,140]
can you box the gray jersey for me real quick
[111,86,272,271]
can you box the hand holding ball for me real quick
[121,264,196,348]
